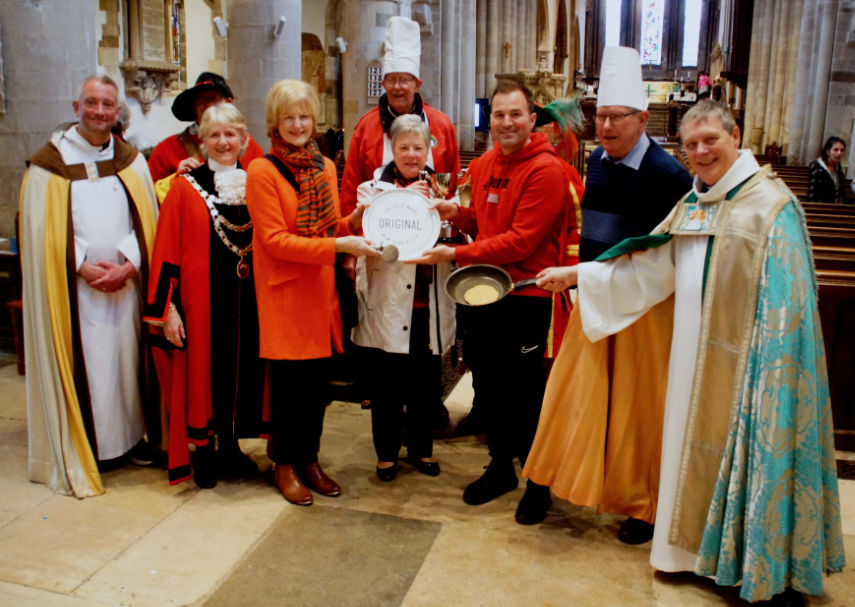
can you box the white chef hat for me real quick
[383,16,421,79]
[597,46,647,111]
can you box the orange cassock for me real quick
[524,296,674,524]
[246,156,352,361]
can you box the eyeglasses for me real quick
[384,76,416,86]
[595,110,640,125]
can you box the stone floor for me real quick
[0,361,853,606]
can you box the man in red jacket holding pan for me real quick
[411,81,570,522]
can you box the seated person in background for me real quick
[351,114,456,482]
[807,136,847,204]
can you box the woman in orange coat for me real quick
[246,79,378,506]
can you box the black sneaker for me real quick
[617,517,654,544]
[126,439,165,467]
[515,480,551,525]
[463,460,518,505]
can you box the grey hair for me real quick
[680,100,736,135]
[76,74,120,102]
[389,114,431,149]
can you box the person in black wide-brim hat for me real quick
[147,72,265,183]
[170,72,234,122]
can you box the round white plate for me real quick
[362,188,440,261]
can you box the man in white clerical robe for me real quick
[19,75,160,497]
[535,100,845,602]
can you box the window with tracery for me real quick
[681,0,702,67]
[589,0,712,80]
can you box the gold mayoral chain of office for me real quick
[185,169,253,279]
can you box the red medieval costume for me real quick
[144,160,266,485]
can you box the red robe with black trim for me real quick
[144,167,266,484]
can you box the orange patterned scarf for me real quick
[270,133,337,237]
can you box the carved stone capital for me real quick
[496,70,567,105]
[119,59,179,114]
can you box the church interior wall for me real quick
[185,0,218,92]
[303,0,327,42]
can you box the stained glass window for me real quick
[682,0,702,66]
[640,0,664,65]
[169,0,183,82]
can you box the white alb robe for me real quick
[59,126,144,459]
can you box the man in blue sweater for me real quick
[521,47,692,540]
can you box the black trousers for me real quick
[368,307,440,462]
[267,357,331,466]
[465,295,552,465]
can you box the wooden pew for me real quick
[817,266,855,451]
[804,200,855,449]
[803,201,855,216]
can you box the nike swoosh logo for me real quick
[521,345,539,354]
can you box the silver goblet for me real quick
[420,171,458,199]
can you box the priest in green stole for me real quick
[531,100,845,602]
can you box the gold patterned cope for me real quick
[652,165,794,550]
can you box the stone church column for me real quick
[525,0,537,70]
[439,0,476,151]
[476,0,488,97]
[829,2,855,180]
[227,0,302,150]
[743,0,801,155]
[441,0,459,123]
[0,1,96,236]
[789,0,846,166]
[514,0,526,70]
[743,0,773,153]
[501,0,514,73]
[486,0,501,95]
[458,0,477,149]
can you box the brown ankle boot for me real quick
[300,462,341,497]
[274,464,313,505]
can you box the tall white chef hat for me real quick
[383,16,421,79]
[597,46,647,111]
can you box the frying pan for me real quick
[445,264,540,306]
